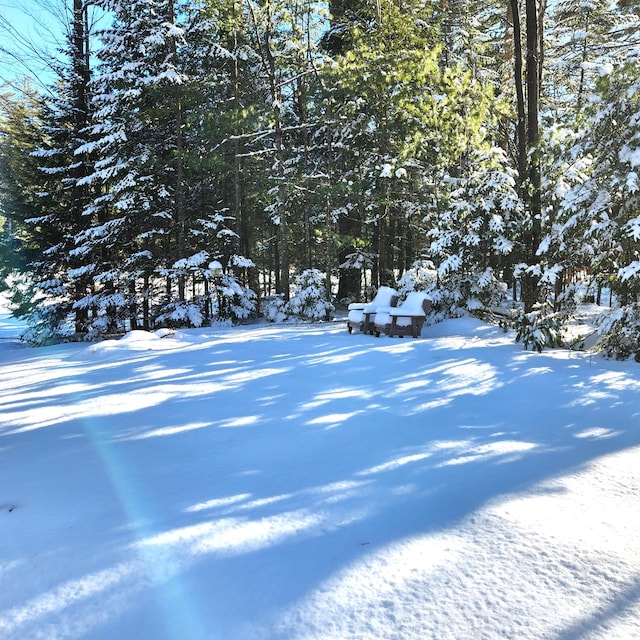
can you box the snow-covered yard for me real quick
[2,307,640,639]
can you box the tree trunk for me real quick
[230,0,257,296]
[168,0,186,302]
[522,0,543,313]
[253,0,290,299]
[326,0,363,301]
[335,214,362,301]
[71,0,91,333]
[175,96,186,301]
[510,0,527,188]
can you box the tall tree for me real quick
[78,0,196,331]
[505,0,545,312]
[545,58,640,357]
[0,84,47,291]
[520,0,543,312]
[1,2,96,340]
[243,0,316,299]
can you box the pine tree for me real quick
[0,0,107,342]
[323,0,506,303]
[78,0,196,331]
[525,0,640,351]
[242,0,328,299]
[547,0,638,123]
[28,0,96,338]
[426,146,521,317]
[0,84,48,308]
[551,60,640,357]
[76,0,260,332]
[323,0,442,292]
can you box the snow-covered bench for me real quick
[373,291,432,338]
[347,286,399,334]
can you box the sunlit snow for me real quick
[1,301,640,639]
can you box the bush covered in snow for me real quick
[153,273,256,328]
[596,305,640,360]
[215,274,257,323]
[262,295,287,323]
[21,302,74,345]
[285,269,334,321]
[513,306,565,353]
[155,299,207,329]
[397,260,438,297]
[398,259,507,322]
[423,147,518,320]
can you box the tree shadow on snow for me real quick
[2,321,640,639]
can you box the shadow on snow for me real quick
[1,319,640,639]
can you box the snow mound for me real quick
[88,330,183,354]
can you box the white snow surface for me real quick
[2,302,640,640]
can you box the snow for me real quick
[2,301,640,640]
[620,145,640,169]
[379,163,393,178]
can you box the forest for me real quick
[1,0,640,356]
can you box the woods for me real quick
[1,0,640,355]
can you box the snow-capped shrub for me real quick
[424,147,519,319]
[215,274,257,323]
[596,305,640,360]
[340,250,375,271]
[434,266,508,319]
[156,300,206,329]
[262,295,287,322]
[513,308,565,353]
[82,291,129,338]
[20,301,74,345]
[150,272,256,329]
[397,260,438,297]
[399,260,507,322]
[285,269,334,321]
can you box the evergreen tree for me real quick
[0,84,47,306]
[76,0,259,332]
[27,0,96,338]
[426,146,521,318]
[323,0,441,293]
[77,0,189,333]
[549,59,640,357]
[242,0,328,299]
[521,0,640,350]
[547,0,639,124]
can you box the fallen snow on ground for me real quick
[1,309,640,639]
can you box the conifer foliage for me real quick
[1,0,640,355]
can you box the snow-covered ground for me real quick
[2,302,640,639]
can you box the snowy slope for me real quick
[1,313,640,639]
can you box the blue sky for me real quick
[0,0,68,90]
[1,0,111,94]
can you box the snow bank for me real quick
[89,330,183,354]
